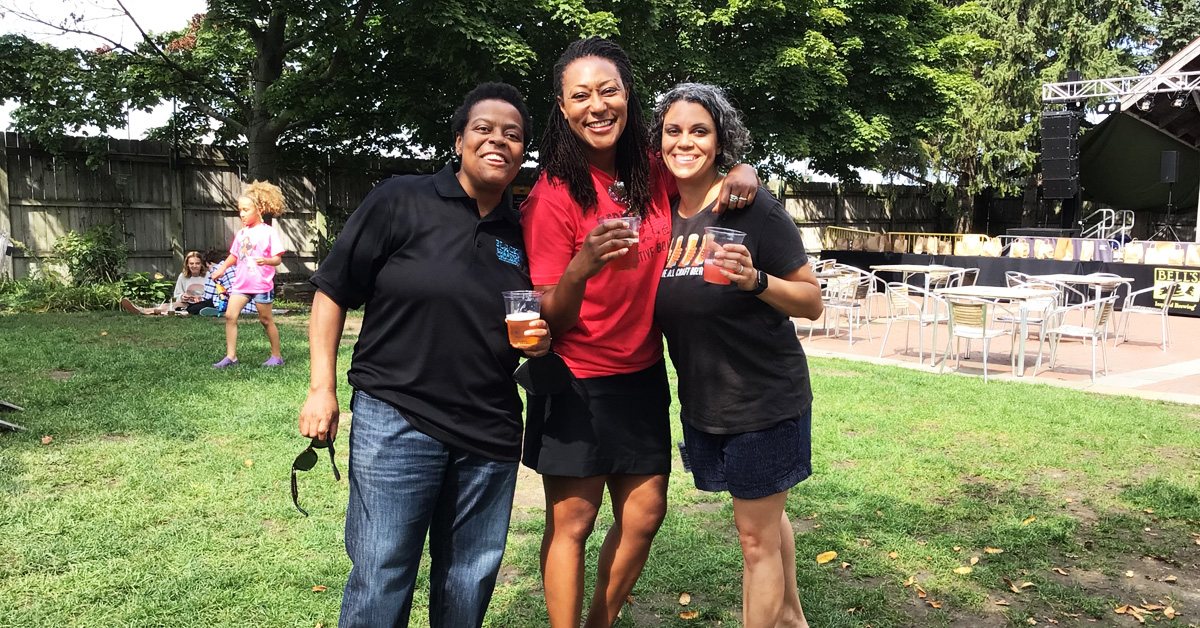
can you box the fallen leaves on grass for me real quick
[816,551,837,564]
[984,547,1004,554]
[1144,508,1155,514]
[1165,606,1176,619]
[1021,516,1036,525]
[679,610,698,620]
[953,566,973,575]
[100,331,108,336]
[1003,578,1035,593]
[926,600,942,609]
[1026,618,1037,625]
[915,585,927,598]
[244,459,254,466]
[678,592,691,605]
[841,562,850,569]
[40,435,52,444]
[1052,567,1069,575]
[1162,574,1177,583]
[902,575,915,587]
[312,585,327,593]
[1125,570,1136,578]
[970,556,979,565]
[995,599,1010,606]
[953,546,961,552]
[888,551,899,560]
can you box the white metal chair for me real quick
[878,282,942,364]
[818,270,875,345]
[939,297,1014,383]
[1035,296,1118,382]
[1118,282,1180,351]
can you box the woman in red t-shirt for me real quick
[521,37,759,628]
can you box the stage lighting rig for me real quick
[1171,92,1187,108]
[1095,101,1120,114]
[1137,97,1153,112]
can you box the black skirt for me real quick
[522,359,671,477]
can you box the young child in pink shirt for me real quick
[209,180,287,368]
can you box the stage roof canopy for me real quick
[1077,37,1200,212]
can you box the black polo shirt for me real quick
[311,164,532,461]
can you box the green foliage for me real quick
[120,272,176,305]
[51,224,128,286]
[0,278,122,312]
[3,0,970,182]
[928,0,1156,195]
[1150,0,1200,65]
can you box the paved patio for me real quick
[797,301,1200,405]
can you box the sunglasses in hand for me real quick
[291,437,341,516]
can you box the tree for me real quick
[928,0,1155,200]
[1149,0,1200,65]
[1,0,971,184]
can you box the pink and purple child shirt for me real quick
[229,222,285,295]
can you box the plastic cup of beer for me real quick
[703,227,747,285]
[597,215,642,271]
[503,290,543,349]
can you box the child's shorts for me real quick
[232,290,274,304]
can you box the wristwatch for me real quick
[748,270,768,295]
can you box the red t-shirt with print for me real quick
[521,163,675,379]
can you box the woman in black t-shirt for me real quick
[653,83,824,628]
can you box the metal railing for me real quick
[1080,209,1135,240]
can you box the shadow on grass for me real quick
[0,312,319,490]
[487,475,1200,628]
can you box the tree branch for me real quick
[185,101,246,134]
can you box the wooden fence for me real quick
[1,132,985,280]
[0,132,424,280]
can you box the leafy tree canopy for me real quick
[1,0,976,182]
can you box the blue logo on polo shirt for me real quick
[496,241,522,267]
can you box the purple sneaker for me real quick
[262,356,284,367]
[212,357,238,369]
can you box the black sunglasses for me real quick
[291,437,341,516]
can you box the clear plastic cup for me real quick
[502,290,543,349]
[702,227,747,285]
[597,216,642,271]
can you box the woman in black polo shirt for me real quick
[298,83,550,628]
[653,83,823,628]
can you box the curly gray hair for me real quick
[652,83,750,169]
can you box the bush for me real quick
[52,224,128,285]
[121,272,176,305]
[0,278,122,312]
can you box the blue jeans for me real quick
[339,391,519,628]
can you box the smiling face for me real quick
[185,254,204,276]
[237,197,262,227]
[455,98,525,198]
[557,56,628,168]
[660,100,720,182]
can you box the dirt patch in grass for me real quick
[261,518,287,536]
[497,563,524,586]
[100,433,131,442]
[46,369,74,381]
[510,465,544,524]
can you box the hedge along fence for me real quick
[0,132,437,280]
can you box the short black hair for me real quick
[450,82,533,147]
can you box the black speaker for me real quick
[1161,151,1179,183]
[1044,179,1078,199]
[1041,136,1078,159]
[1042,158,1078,180]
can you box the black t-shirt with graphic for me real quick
[655,187,812,435]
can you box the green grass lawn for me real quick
[2,312,1199,627]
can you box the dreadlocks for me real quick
[537,37,653,217]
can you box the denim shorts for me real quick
[681,409,812,500]
[231,290,273,304]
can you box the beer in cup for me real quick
[597,215,642,271]
[703,227,748,285]
[502,290,544,349]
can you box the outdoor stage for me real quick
[827,250,1200,317]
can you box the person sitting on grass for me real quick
[208,180,287,368]
[189,250,258,317]
[121,251,207,316]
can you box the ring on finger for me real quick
[738,263,744,273]
[729,194,747,203]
